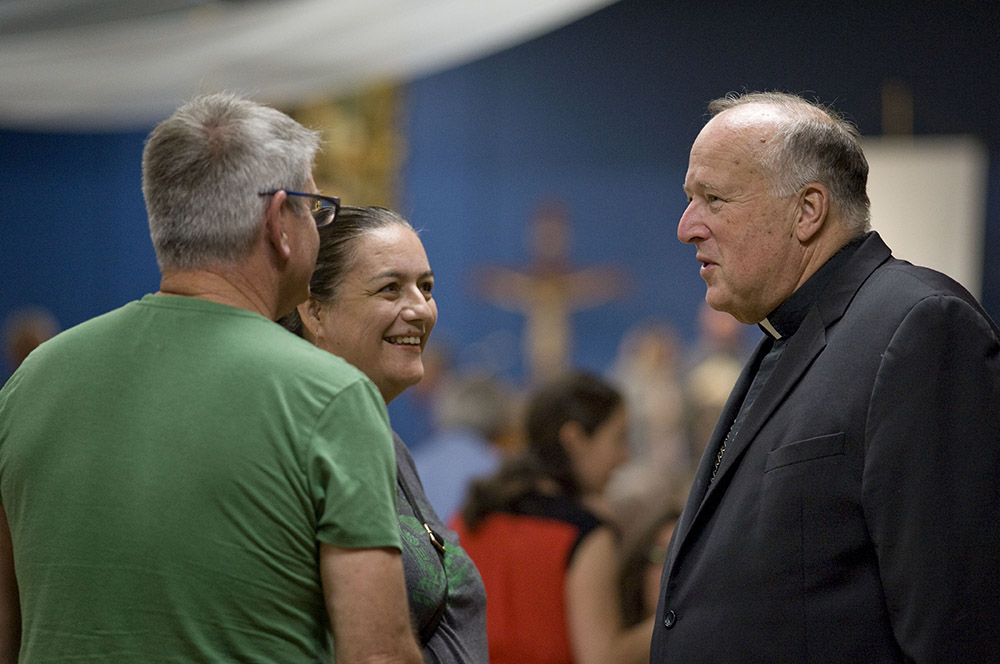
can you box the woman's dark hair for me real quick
[279,205,413,336]
[461,371,623,530]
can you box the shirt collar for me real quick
[759,233,869,340]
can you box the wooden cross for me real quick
[475,201,628,383]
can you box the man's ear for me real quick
[297,297,322,340]
[795,182,829,244]
[264,191,292,260]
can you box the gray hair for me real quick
[708,91,871,235]
[433,371,518,440]
[142,91,321,270]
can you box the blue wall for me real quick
[2,0,998,390]
[1,130,159,327]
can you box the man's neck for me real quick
[158,266,276,320]
[792,219,861,293]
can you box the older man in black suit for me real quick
[650,91,1000,662]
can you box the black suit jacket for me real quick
[650,233,1000,663]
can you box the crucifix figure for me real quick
[475,201,628,382]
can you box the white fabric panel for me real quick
[864,136,989,298]
[0,0,616,130]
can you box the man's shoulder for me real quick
[231,321,375,395]
[273,337,372,388]
[14,300,138,362]
[831,232,979,310]
[863,258,987,317]
[27,297,371,394]
[876,258,972,296]
[839,257,999,343]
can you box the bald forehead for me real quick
[706,105,781,146]
[685,105,788,192]
[695,101,825,164]
[710,101,831,134]
[693,108,774,164]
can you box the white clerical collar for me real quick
[759,317,782,340]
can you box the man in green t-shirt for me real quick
[0,93,422,663]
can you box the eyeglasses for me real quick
[259,189,340,228]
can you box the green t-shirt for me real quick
[0,295,400,662]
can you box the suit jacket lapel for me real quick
[665,232,895,571]
[704,315,825,491]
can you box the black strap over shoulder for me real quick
[397,475,449,645]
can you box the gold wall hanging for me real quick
[286,83,404,209]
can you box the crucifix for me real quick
[474,201,628,382]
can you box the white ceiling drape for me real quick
[0,0,616,130]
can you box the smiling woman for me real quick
[279,205,489,663]
[301,222,436,403]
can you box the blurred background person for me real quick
[281,205,488,662]
[606,320,689,519]
[413,369,522,521]
[453,371,652,664]
[682,302,750,465]
[2,306,60,382]
[614,491,686,630]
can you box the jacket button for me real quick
[663,610,677,629]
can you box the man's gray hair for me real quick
[433,371,518,441]
[708,91,872,235]
[142,92,321,270]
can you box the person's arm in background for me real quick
[566,526,654,664]
[0,506,20,664]
[321,543,422,664]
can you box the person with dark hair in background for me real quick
[281,205,488,663]
[0,93,421,663]
[453,371,652,664]
[650,90,1000,662]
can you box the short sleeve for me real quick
[309,377,401,550]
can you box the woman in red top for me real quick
[452,372,654,664]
